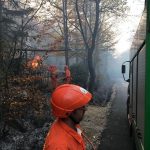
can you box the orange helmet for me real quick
[51,84,92,118]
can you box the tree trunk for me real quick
[87,49,96,93]
[62,0,69,66]
[75,0,100,93]
[0,0,3,67]
[17,13,24,75]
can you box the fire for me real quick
[32,60,39,69]
[27,55,42,69]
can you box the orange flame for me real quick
[27,55,42,69]
[32,60,39,69]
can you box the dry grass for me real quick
[81,85,116,149]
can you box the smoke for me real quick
[95,49,129,84]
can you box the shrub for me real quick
[70,62,88,88]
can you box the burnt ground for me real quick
[0,78,135,150]
[98,80,135,150]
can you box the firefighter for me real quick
[43,84,93,150]
[48,65,58,90]
[64,65,71,84]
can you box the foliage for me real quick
[0,75,51,139]
[70,62,88,88]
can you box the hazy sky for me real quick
[114,0,145,57]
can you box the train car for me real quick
[121,1,150,150]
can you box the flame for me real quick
[32,60,39,69]
[27,55,42,69]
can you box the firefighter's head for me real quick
[50,84,92,123]
[64,65,69,70]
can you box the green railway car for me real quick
[122,1,150,150]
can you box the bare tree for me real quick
[62,0,69,66]
[74,0,128,93]
[1,0,44,88]
[75,0,100,93]
[0,0,2,61]
[16,0,45,73]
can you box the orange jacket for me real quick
[43,119,86,150]
[65,68,71,78]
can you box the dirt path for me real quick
[81,85,116,150]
